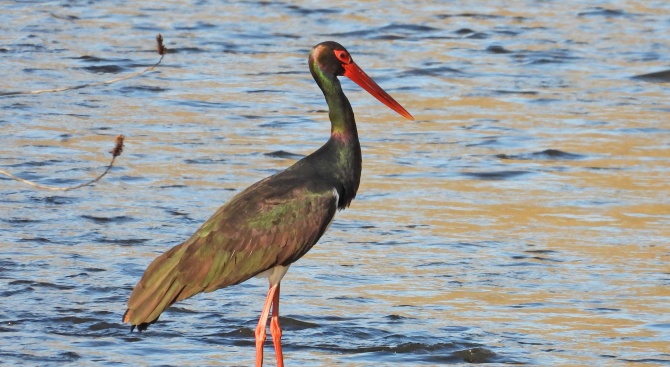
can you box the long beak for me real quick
[343,62,414,121]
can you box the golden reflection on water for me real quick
[344,43,670,361]
[2,0,669,365]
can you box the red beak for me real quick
[343,62,414,121]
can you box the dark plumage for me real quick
[123,41,413,366]
[123,144,347,330]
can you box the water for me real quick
[1,0,669,366]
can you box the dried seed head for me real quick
[156,34,167,56]
[111,134,125,157]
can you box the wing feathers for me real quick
[123,177,338,329]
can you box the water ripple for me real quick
[1,1,669,366]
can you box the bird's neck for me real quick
[312,74,362,208]
[313,73,358,141]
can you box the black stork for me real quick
[123,41,413,367]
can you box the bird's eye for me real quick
[334,50,352,64]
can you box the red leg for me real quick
[270,283,284,367]
[255,284,278,367]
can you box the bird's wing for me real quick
[180,175,339,293]
[123,174,338,329]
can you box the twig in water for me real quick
[0,34,167,97]
[0,135,125,191]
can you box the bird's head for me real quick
[309,41,414,121]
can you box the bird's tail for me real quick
[122,242,195,331]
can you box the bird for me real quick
[122,41,414,367]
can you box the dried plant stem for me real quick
[0,59,162,96]
[0,135,125,191]
[0,35,167,190]
[0,34,167,97]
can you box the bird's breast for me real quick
[255,264,291,286]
